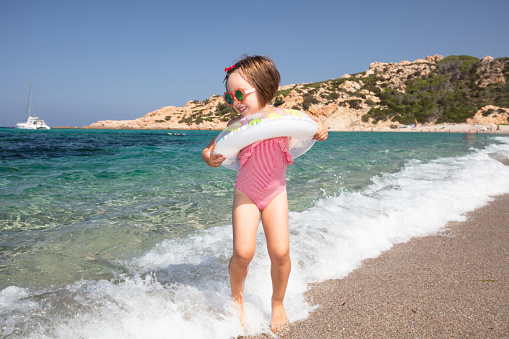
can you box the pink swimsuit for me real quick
[235,137,294,211]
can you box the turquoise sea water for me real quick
[1,128,509,338]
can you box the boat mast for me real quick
[25,74,33,118]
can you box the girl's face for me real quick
[226,71,269,117]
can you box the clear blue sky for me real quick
[1,0,508,127]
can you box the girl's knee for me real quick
[269,248,290,266]
[231,249,255,268]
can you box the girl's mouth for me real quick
[236,106,247,114]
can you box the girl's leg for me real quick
[230,188,260,325]
[260,190,291,332]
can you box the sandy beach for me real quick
[257,193,509,338]
[339,122,509,134]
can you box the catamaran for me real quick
[15,75,50,130]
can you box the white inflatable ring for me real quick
[213,108,318,170]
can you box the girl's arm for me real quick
[310,115,328,141]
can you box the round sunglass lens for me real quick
[225,94,233,105]
[235,90,245,102]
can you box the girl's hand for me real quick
[202,142,226,167]
[202,118,241,168]
[312,117,328,141]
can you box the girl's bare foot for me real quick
[271,301,289,333]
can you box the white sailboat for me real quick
[15,75,50,130]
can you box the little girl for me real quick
[202,55,328,332]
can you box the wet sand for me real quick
[274,194,509,338]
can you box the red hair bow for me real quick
[225,65,236,72]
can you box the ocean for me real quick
[1,128,509,338]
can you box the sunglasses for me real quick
[223,88,256,106]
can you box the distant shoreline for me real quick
[51,126,80,129]
[47,122,509,135]
[4,122,506,135]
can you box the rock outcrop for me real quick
[467,105,509,125]
[476,56,507,87]
[85,96,230,130]
[84,55,509,130]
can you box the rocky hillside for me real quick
[85,55,509,130]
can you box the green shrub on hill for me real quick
[302,95,318,110]
[214,103,237,121]
[276,88,294,97]
[361,55,508,124]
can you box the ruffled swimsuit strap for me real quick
[239,141,262,167]
[275,137,294,165]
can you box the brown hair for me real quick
[224,55,281,108]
